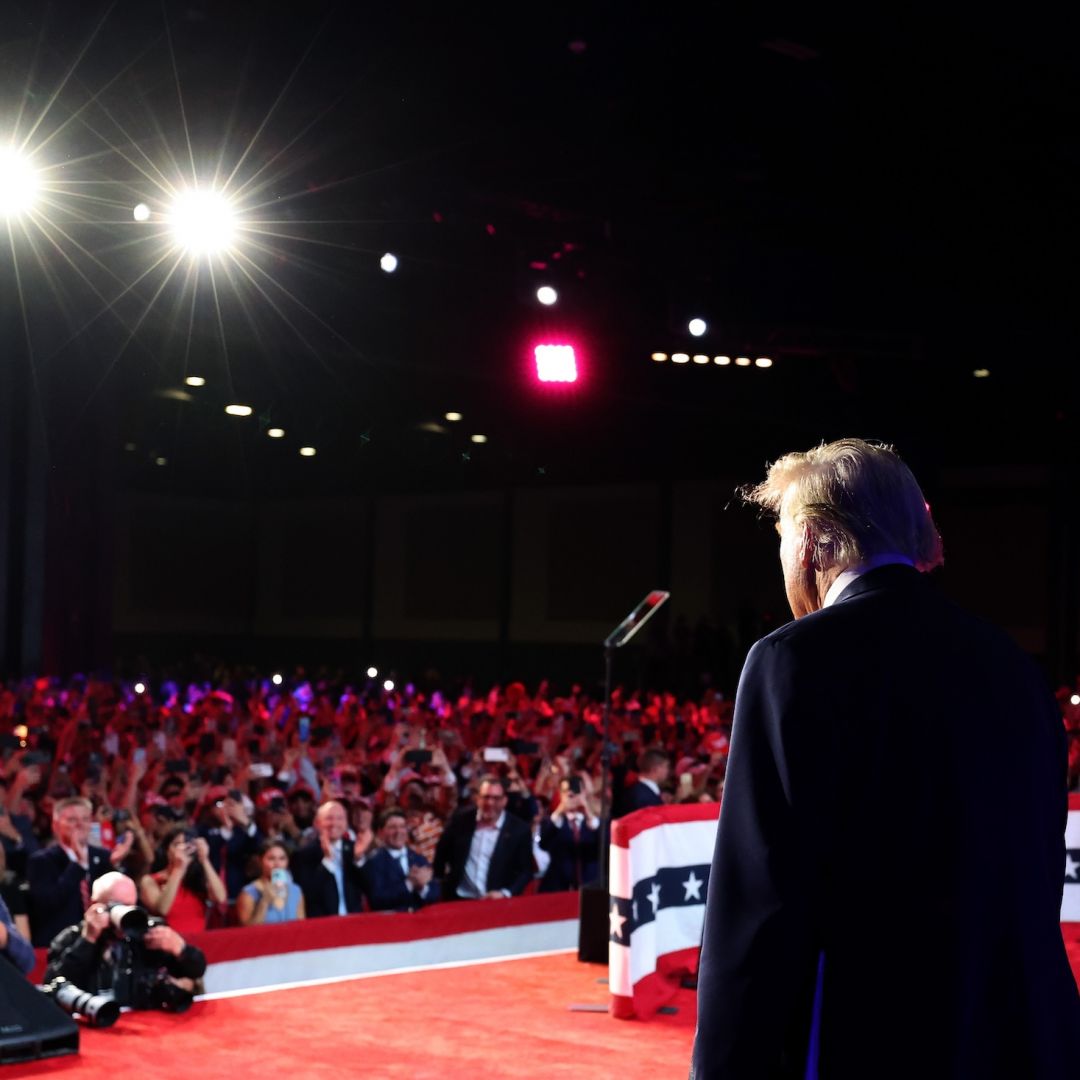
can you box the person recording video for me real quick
[44,871,206,1014]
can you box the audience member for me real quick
[539,777,600,891]
[360,809,439,912]
[236,840,305,925]
[618,748,670,816]
[197,787,261,902]
[434,776,533,900]
[27,797,133,947]
[0,881,34,975]
[140,826,227,937]
[291,801,373,917]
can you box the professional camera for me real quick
[106,902,150,937]
[40,978,120,1028]
[104,910,195,1013]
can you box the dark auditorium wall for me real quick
[109,466,1068,686]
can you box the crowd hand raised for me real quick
[408,865,432,889]
[109,830,135,866]
[353,827,374,861]
[193,836,211,863]
[144,925,185,957]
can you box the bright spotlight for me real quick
[973,368,990,378]
[693,354,709,364]
[536,285,558,306]
[134,682,146,695]
[688,318,707,337]
[272,673,283,686]
[154,456,168,466]
[366,666,378,679]
[444,411,463,422]
[651,352,668,362]
[133,203,151,222]
[671,353,690,364]
[184,376,206,387]
[299,446,317,457]
[534,343,578,383]
[267,427,285,439]
[167,188,237,256]
[755,357,773,368]
[470,433,488,444]
[380,252,398,273]
[714,356,731,365]
[735,356,751,367]
[0,147,40,218]
[225,404,253,416]
[383,679,395,692]
[1070,693,1080,706]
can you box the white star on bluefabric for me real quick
[1066,853,1080,881]
[647,881,662,914]
[683,871,703,902]
[609,904,627,940]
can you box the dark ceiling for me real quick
[3,3,1079,499]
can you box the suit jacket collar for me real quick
[834,562,923,606]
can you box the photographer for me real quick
[44,871,206,1012]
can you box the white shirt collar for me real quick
[822,554,915,609]
[640,777,660,796]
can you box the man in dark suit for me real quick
[291,800,373,918]
[538,777,600,891]
[359,809,440,911]
[692,439,1080,1079]
[433,776,533,899]
[619,748,669,817]
[26,796,132,947]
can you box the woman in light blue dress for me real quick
[236,840,305,925]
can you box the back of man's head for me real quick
[639,748,670,778]
[90,871,137,906]
[745,438,943,573]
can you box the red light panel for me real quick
[534,344,578,383]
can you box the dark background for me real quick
[1,3,1077,689]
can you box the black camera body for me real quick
[104,910,194,1014]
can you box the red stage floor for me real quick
[16,951,696,1079]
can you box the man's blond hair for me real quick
[744,438,944,572]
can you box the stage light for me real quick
[167,188,237,256]
[272,673,283,686]
[1070,693,1080,706]
[688,318,707,337]
[651,352,668,362]
[755,357,773,368]
[536,285,558,306]
[155,456,167,466]
[735,356,751,366]
[0,147,40,218]
[133,203,151,222]
[973,368,990,378]
[383,679,395,692]
[225,404,253,416]
[367,666,378,678]
[693,354,709,364]
[714,355,731,365]
[134,682,146,695]
[470,433,488,444]
[445,411,463,422]
[671,353,690,364]
[13,724,27,740]
[184,375,206,387]
[380,252,398,273]
[267,427,285,439]
[534,343,578,383]
[299,446,316,457]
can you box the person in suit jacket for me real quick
[433,776,534,900]
[27,796,133,947]
[538,778,600,891]
[290,800,373,918]
[619,748,669,817]
[360,809,440,912]
[691,439,1080,1080]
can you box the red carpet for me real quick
[15,952,696,1079]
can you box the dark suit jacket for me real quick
[622,779,663,816]
[359,847,440,912]
[538,815,599,891]
[290,838,365,918]
[433,809,534,899]
[692,565,1080,1079]
[26,843,112,947]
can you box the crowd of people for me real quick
[0,666,1076,985]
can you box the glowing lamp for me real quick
[534,343,578,383]
[167,188,237,255]
[0,148,40,218]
